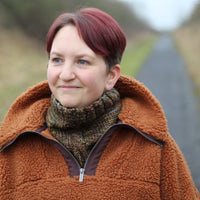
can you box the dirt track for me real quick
[136,34,200,190]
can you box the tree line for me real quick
[0,0,151,42]
[182,2,200,26]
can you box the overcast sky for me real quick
[117,0,200,30]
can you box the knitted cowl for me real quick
[45,88,121,167]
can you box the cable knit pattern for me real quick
[46,88,121,167]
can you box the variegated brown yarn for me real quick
[46,88,121,167]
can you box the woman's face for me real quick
[47,25,120,107]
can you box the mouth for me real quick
[59,85,78,88]
[58,85,80,91]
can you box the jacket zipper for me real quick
[51,127,113,182]
[78,133,106,182]
[50,138,86,183]
[78,124,119,182]
[79,168,85,182]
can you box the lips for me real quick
[58,85,78,88]
[58,85,80,91]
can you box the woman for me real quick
[0,7,199,199]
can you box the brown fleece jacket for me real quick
[0,76,199,199]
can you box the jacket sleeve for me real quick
[160,133,200,199]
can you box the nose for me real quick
[59,62,75,81]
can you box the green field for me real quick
[121,36,155,75]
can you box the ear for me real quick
[105,64,121,90]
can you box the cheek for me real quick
[47,67,57,85]
[83,71,108,92]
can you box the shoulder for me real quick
[0,81,51,148]
[116,75,168,142]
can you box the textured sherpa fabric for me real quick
[0,75,199,199]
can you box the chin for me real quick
[61,103,76,108]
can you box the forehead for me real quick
[51,25,95,56]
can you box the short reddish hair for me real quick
[46,8,126,69]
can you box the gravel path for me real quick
[136,34,200,190]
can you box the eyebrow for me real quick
[76,53,95,60]
[50,51,95,60]
[50,51,63,57]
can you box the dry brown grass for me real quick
[174,24,200,93]
[0,28,47,123]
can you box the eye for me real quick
[77,59,88,65]
[52,57,62,64]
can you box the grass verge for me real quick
[174,24,200,96]
[121,35,156,76]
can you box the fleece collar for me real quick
[0,76,168,149]
[116,76,168,141]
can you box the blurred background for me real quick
[0,0,200,190]
[0,0,155,122]
[0,0,200,121]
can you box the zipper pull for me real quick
[79,168,85,182]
